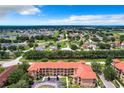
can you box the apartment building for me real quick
[113,59,124,83]
[28,62,96,88]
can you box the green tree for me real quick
[70,44,78,50]
[91,62,102,74]
[110,37,115,42]
[79,40,83,46]
[18,63,29,72]
[8,80,29,88]
[21,73,30,82]
[8,69,24,84]
[120,35,124,42]
[105,57,113,66]
[28,36,35,43]
[8,45,17,51]
[2,47,7,51]
[34,43,38,48]
[16,35,29,42]
[0,44,2,50]
[98,43,111,49]
[91,37,100,42]
[0,67,5,73]
[57,43,61,49]
[103,66,116,81]
[18,45,25,51]
[0,51,9,59]
[28,42,34,48]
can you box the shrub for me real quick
[112,80,120,88]
[0,67,5,73]
[41,58,49,62]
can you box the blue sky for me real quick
[0,5,124,25]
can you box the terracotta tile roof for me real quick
[28,62,96,79]
[75,64,96,79]
[0,66,16,87]
[114,62,124,73]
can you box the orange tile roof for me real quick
[114,62,124,73]
[28,62,96,79]
[0,66,16,87]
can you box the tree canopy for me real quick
[103,66,116,81]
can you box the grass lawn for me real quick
[54,31,60,38]
[38,85,55,88]
[85,59,106,62]
[96,74,105,88]
[61,40,66,48]
[0,67,5,74]
[60,76,67,88]
[60,77,66,82]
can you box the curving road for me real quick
[0,47,33,68]
[1,56,22,68]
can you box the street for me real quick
[0,47,33,68]
[1,56,22,67]
[99,74,115,88]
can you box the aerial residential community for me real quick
[0,26,124,88]
[0,5,124,88]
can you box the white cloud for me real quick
[0,5,40,18]
[48,14,124,25]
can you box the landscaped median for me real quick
[112,80,120,88]
[96,74,106,88]
[59,77,67,88]
[116,78,124,87]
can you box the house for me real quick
[112,59,124,83]
[49,46,58,51]
[0,66,16,87]
[121,42,124,48]
[35,45,46,51]
[28,61,96,88]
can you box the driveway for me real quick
[32,77,63,88]
[32,82,58,88]
[99,74,115,88]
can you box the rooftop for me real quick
[28,61,96,79]
[113,59,124,73]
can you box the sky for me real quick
[0,5,124,25]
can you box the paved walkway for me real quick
[66,77,69,88]
[32,82,58,88]
[99,74,115,88]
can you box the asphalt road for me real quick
[1,56,22,67]
[1,47,33,68]
[99,74,115,88]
